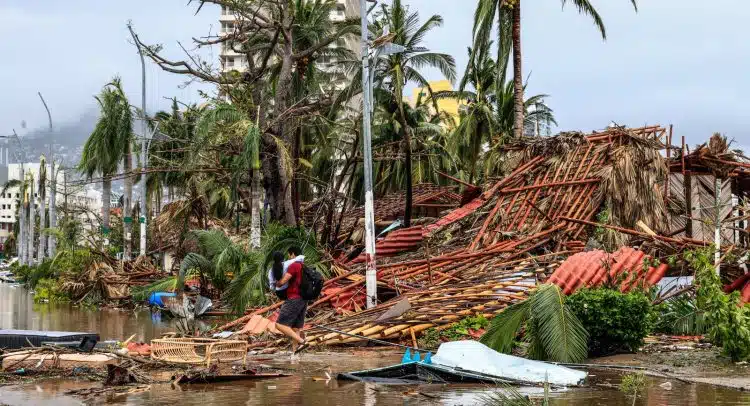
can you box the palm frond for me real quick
[178,252,214,288]
[562,0,607,39]
[132,277,179,301]
[480,300,530,353]
[530,284,589,363]
[223,255,267,314]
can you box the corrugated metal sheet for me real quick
[349,226,424,264]
[549,247,668,295]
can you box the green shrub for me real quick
[33,278,69,303]
[567,288,656,356]
[686,248,750,362]
[654,296,708,335]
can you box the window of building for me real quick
[15,193,19,198]
[226,57,235,67]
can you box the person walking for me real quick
[273,246,309,355]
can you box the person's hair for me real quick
[272,251,284,281]
[287,246,301,257]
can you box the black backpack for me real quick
[299,264,324,301]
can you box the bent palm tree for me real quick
[480,284,588,363]
[472,0,637,138]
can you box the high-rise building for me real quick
[218,1,360,90]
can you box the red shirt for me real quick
[285,262,303,300]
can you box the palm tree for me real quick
[25,172,35,266]
[196,103,262,248]
[480,284,588,363]
[435,43,499,183]
[437,41,555,182]
[79,78,132,246]
[472,0,637,139]
[368,0,456,226]
[37,156,47,262]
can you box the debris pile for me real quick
[220,126,750,351]
[58,255,163,304]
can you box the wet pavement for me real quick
[2,283,750,405]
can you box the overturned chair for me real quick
[151,338,248,367]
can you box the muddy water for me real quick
[0,283,178,342]
[2,283,750,405]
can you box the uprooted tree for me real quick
[132,0,359,225]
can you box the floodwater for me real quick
[0,283,179,342]
[2,283,750,405]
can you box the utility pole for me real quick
[128,22,149,258]
[361,0,377,309]
[38,92,56,258]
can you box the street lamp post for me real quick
[360,0,378,309]
[360,0,406,309]
[127,23,150,258]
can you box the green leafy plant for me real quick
[566,288,655,356]
[619,372,647,406]
[655,295,708,335]
[481,284,588,363]
[176,223,328,314]
[33,278,69,303]
[439,314,490,341]
[686,248,750,362]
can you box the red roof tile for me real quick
[725,273,750,304]
[549,247,668,295]
[349,226,425,264]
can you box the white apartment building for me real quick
[218,1,360,91]
[0,163,101,244]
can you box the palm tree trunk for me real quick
[123,145,133,260]
[18,199,25,265]
[48,161,56,258]
[37,188,46,263]
[102,176,111,243]
[27,186,35,266]
[292,126,301,225]
[250,169,261,249]
[512,2,524,139]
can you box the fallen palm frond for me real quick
[481,284,588,363]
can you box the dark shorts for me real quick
[277,298,307,329]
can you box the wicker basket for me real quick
[150,338,247,367]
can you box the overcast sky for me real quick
[1,0,748,149]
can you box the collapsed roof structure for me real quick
[219,125,750,346]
